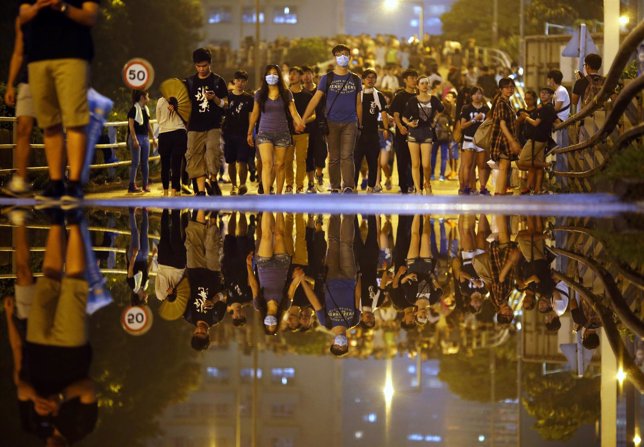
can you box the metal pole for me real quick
[254,0,261,90]
[519,0,525,68]
[418,1,424,41]
[492,0,499,47]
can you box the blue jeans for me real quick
[129,134,150,187]
[431,141,449,177]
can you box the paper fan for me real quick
[159,78,191,123]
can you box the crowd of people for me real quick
[3,8,606,200]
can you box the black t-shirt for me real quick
[222,235,253,305]
[224,91,254,136]
[17,23,31,84]
[186,73,228,131]
[460,103,490,138]
[291,89,313,133]
[21,343,92,396]
[19,399,98,443]
[390,90,416,135]
[127,105,150,136]
[361,91,386,135]
[403,96,444,128]
[184,268,225,326]
[522,259,555,297]
[21,0,98,62]
[572,76,590,102]
[533,104,557,142]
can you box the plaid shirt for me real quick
[490,96,517,162]
[488,241,516,310]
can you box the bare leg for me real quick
[274,147,287,194]
[408,142,421,192]
[258,143,274,195]
[15,116,34,180]
[65,126,87,182]
[43,125,66,181]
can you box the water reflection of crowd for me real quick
[141,209,606,359]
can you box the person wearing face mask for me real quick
[248,65,305,194]
[300,44,363,193]
[299,214,360,356]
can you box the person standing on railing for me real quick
[19,0,100,206]
[3,17,35,197]
[156,96,186,197]
[127,90,156,194]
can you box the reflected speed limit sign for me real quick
[121,305,154,336]
[122,58,155,90]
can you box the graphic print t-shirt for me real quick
[187,73,228,132]
[317,279,360,328]
[184,268,225,326]
[318,73,361,123]
[361,91,386,135]
[224,91,254,135]
[460,103,490,139]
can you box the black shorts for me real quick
[307,130,327,171]
[224,134,252,164]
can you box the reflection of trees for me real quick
[437,335,517,402]
[84,303,201,447]
[521,364,600,441]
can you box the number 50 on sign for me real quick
[122,58,155,90]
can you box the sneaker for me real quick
[3,206,30,226]
[306,184,316,194]
[204,180,214,196]
[366,186,374,193]
[285,185,293,193]
[407,187,415,194]
[439,175,446,182]
[360,178,368,191]
[373,184,383,193]
[196,191,206,197]
[342,187,354,194]
[2,175,32,197]
[61,182,84,209]
[230,185,238,196]
[479,188,491,196]
[35,181,65,206]
[83,89,114,185]
[238,184,248,195]
[182,183,194,195]
[316,174,324,186]
[258,184,264,194]
[142,184,151,193]
[430,175,436,181]
[462,187,471,195]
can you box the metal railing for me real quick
[0,117,160,175]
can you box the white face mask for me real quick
[333,335,348,347]
[336,55,350,67]
[265,74,279,85]
[264,315,278,326]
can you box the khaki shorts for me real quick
[26,276,89,347]
[186,129,222,179]
[518,140,546,166]
[185,221,222,271]
[15,283,36,320]
[15,83,36,119]
[518,235,546,262]
[28,58,89,129]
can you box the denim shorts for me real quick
[256,131,292,148]
[407,126,433,144]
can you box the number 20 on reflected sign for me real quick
[121,305,153,336]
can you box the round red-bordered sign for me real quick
[121,305,154,336]
[122,58,155,90]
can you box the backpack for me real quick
[582,74,605,108]
[434,113,452,142]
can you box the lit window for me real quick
[206,367,230,383]
[242,7,265,23]
[208,7,232,24]
[240,368,263,383]
[271,367,295,385]
[364,413,377,423]
[273,6,297,24]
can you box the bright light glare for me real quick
[619,15,630,26]
[616,368,627,384]
[383,0,400,11]
[478,435,486,442]
[633,434,641,446]
[383,375,395,404]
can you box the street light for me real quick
[382,0,424,40]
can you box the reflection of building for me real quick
[201,0,345,49]
[149,344,342,447]
[342,358,518,447]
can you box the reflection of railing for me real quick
[0,246,127,253]
[551,20,644,190]
[0,117,159,175]
[0,223,159,240]
[0,270,157,279]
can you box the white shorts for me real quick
[462,139,485,153]
[15,283,36,319]
[15,83,36,119]
[461,249,486,261]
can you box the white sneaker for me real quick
[4,175,32,197]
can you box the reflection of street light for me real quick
[633,434,641,446]
[383,374,395,405]
[383,0,400,11]
[382,0,424,40]
[616,368,627,385]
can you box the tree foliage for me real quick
[521,363,600,441]
[92,0,204,112]
[440,0,604,59]
[286,38,330,67]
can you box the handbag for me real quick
[473,118,493,151]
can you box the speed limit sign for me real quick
[122,58,155,90]
[121,305,154,336]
